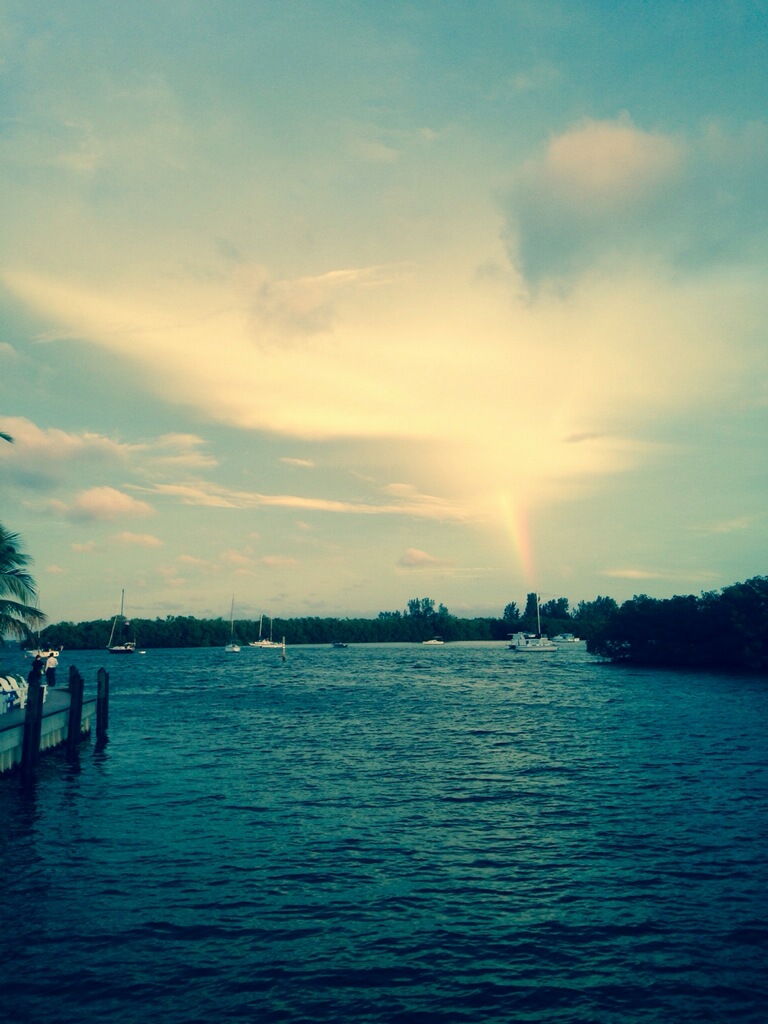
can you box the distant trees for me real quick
[502,602,520,627]
[24,579,768,672]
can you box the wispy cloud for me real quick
[132,479,470,521]
[48,486,154,522]
[690,516,754,535]
[398,547,450,568]
[111,531,163,547]
[601,567,718,584]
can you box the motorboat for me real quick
[551,633,580,643]
[422,637,445,645]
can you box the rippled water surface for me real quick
[2,643,767,1023]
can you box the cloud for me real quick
[691,516,754,535]
[601,567,717,584]
[0,420,216,497]
[542,116,682,204]
[507,115,768,285]
[508,116,684,283]
[0,416,132,487]
[111,531,163,547]
[141,434,218,470]
[133,478,470,521]
[262,555,299,568]
[52,486,154,522]
[281,457,315,468]
[398,547,450,568]
[235,263,394,341]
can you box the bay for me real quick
[2,643,767,1023]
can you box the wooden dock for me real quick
[0,674,99,775]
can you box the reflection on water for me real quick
[2,643,767,1023]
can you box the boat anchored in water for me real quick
[508,632,558,653]
[224,596,240,652]
[508,594,558,653]
[551,633,580,644]
[248,614,282,649]
[107,590,136,654]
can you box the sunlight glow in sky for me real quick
[2,1,767,624]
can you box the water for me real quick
[2,643,767,1023]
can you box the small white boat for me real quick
[27,647,63,658]
[422,637,444,645]
[508,632,558,653]
[551,633,580,644]
[225,596,240,652]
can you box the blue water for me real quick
[2,643,767,1023]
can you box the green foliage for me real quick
[0,523,47,644]
[587,578,768,672]
[502,602,520,625]
[573,596,619,642]
[34,597,521,648]
[29,580,768,671]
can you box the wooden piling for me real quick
[20,675,45,783]
[96,667,109,742]
[282,637,286,661]
[66,666,85,757]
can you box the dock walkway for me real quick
[0,686,97,774]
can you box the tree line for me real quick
[3,495,768,671]
[15,579,768,673]
[22,591,617,650]
[586,577,768,672]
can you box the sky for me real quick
[1,1,767,628]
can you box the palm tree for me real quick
[0,524,47,643]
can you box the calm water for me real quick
[1,643,767,1023]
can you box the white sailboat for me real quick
[225,596,240,652]
[248,614,281,649]
[508,594,558,653]
[26,595,62,657]
[108,589,136,654]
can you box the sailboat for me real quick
[508,594,558,653]
[224,596,240,652]
[248,613,281,649]
[108,589,136,654]
[26,594,63,657]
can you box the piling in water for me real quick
[66,666,85,757]
[97,667,109,742]
[20,676,44,784]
